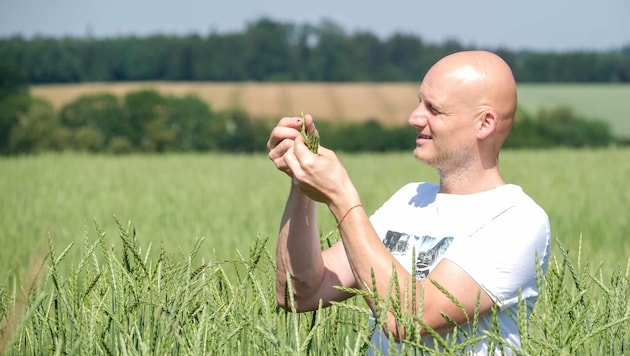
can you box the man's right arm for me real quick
[275,183,358,311]
[268,114,357,311]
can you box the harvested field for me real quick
[30,82,419,125]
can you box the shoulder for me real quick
[447,185,551,261]
[478,186,552,265]
[504,185,550,229]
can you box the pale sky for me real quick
[1,0,629,51]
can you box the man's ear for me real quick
[476,110,497,139]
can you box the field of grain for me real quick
[1,150,629,353]
[30,82,630,137]
[30,82,418,125]
[2,149,629,278]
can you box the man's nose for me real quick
[408,105,428,126]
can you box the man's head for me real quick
[408,50,517,173]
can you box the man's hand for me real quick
[267,114,315,176]
[284,134,359,209]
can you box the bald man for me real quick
[267,50,551,355]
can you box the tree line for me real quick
[0,63,618,156]
[1,18,629,84]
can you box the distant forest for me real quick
[1,18,629,84]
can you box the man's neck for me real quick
[438,166,505,195]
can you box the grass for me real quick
[0,149,629,354]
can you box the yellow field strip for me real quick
[30,82,420,125]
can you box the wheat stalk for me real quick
[300,111,320,153]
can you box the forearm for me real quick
[334,207,408,304]
[327,186,402,298]
[335,205,493,339]
[330,197,419,338]
[276,183,325,308]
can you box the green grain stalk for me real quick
[300,111,320,153]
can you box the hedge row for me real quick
[0,89,618,156]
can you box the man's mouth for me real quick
[417,133,432,140]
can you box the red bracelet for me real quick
[336,204,363,227]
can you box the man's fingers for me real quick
[292,132,312,158]
[267,114,316,178]
[268,138,293,165]
[266,116,306,150]
[267,126,295,150]
[282,145,301,177]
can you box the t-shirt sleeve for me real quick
[443,204,551,308]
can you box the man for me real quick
[266,50,551,354]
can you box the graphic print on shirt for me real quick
[383,231,454,280]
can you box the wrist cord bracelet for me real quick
[336,204,363,227]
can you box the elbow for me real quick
[275,279,308,312]
[275,280,322,312]
[275,288,313,312]
[275,277,291,310]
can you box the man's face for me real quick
[407,66,479,173]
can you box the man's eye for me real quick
[427,104,439,115]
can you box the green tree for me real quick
[384,34,426,80]
[72,126,104,152]
[108,36,164,81]
[0,62,30,154]
[309,19,354,81]
[190,33,247,81]
[243,18,293,81]
[506,106,612,148]
[347,32,385,81]
[164,95,216,151]
[59,93,131,148]
[163,35,198,81]
[208,109,270,152]
[538,106,612,147]
[123,90,167,149]
[286,24,316,81]
[81,38,114,81]
[8,98,60,154]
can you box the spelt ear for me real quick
[300,111,308,141]
[308,128,320,154]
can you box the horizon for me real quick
[1,0,629,53]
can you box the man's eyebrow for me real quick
[416,90,437,106]
[416,88,428,101]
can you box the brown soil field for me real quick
[30,82,420,125]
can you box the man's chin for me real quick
[414,148,443,169]
[413,149,431,164]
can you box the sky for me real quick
[0,0,629,52]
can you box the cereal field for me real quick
[0,150,629,354]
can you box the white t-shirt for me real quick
[367,183,551,355]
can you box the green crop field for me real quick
[1,150,629,354]
[517,84,630,138]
